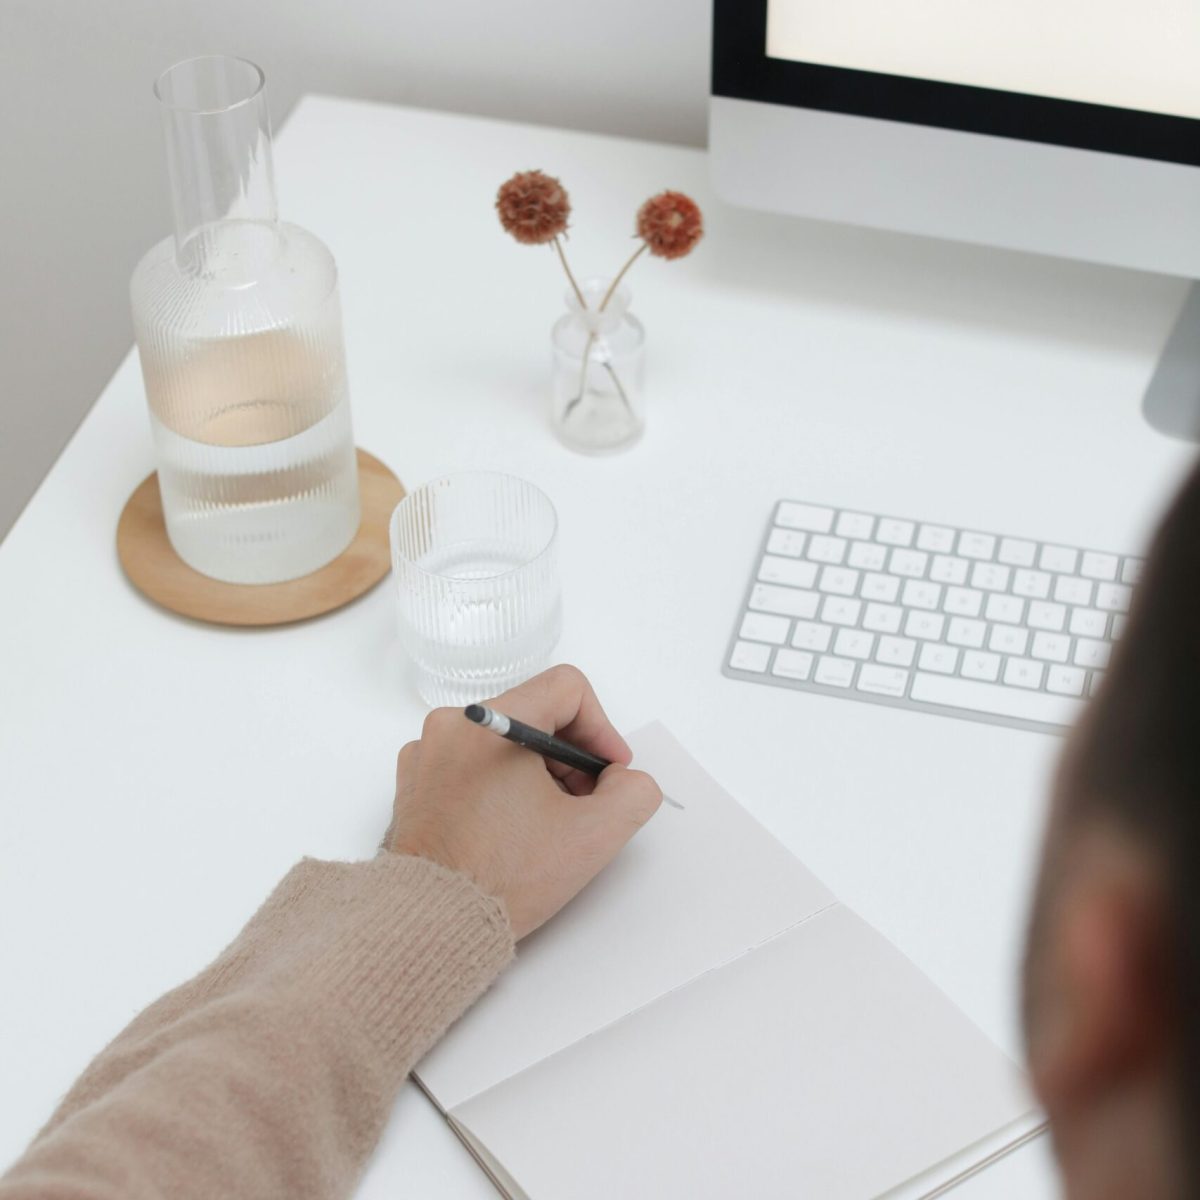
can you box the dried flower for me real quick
[635,190,704,260]
[496,170,571,245]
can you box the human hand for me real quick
[386,665,663,939]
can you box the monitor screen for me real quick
[713,0,1200,167]
[766,0,1200,122]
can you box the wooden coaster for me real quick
[117,448,405,627]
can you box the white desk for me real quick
[1,95,1195,1197]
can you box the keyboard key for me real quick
[1120,557,1145,585]
[1046,665,1086,696]
[1031,632,1070,663]
[1110,614,1127,640]
[916,524,956,553]
[919,643,959,675]
[861,573,900,603]
[814,655,856,688]
[1053,576,1093,607]
[902,580,942,610]
[971,562,1011,592]
[985,594,1024,625]
[889,548,928,578]
[730,640,771,672]
[791,621,833,652]
[740,612,790,644]
[818,566,860,596]
[758,556,818,588]
[1068,607,1107,638]
[947,617,986,648]
[806,534,847,564]
[1089,671,1106,697]
[1074,638,1112,669]
[863,603,903,634]
[1003,657,1044,690]
[750,584,819,619]
[876,635,916,667]
[1027,601,1066,632]
[912,672,1084,725]
[877,518,915,546]
[834,629,875,660]
[857,664,909,698]
[822,597,862,626]
[777,502,833,532]
[989,625,1029,656]
[944,586,983,617]
[905,611,945,641]
[847,541,887,570]
[1040,545,1078,574]
[772,648,814,680]
[1095,583,1132,613]
[959,532,996,560]
[1013,569,1051,599]
[930,555,969,585]
[998,538,1037,567]
[767,528,807,558]
[961,651,1001,682]
[836,511,875,540]
[1080,551,1118,581]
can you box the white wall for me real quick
[0,0,711,536]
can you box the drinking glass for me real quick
[389,473,562,706]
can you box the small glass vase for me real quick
[551,278,645,454]
[130,56,360,585]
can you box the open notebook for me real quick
[414,724,1043,1199]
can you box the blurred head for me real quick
[1023,460,1200,1200]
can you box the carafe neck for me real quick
[155,56,279,273]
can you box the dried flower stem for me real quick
[600,242,648,312]
[568,332,597,418]
[566,240,647,421]
[553,236,588,311]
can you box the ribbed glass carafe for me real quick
[130,56,359,584]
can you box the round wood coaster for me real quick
[117,448,405,627]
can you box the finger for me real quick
[494,664,631,766]
[395,740,420,784]
[549,763,601,796]
[543,755,601,795]
[584,764,663,845]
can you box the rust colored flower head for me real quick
[496,170,571,245]
[636,190,703,260]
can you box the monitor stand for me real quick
[1144,282,1200,441]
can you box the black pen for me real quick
[463,704,682,807]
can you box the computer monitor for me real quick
[710,0,1200,438]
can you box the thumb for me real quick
[587,764,663,840]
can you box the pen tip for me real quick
[464,704,487,724]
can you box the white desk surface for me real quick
[1,94,1195,1197]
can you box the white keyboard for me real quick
[724,501,1145,734]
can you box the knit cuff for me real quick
[259,854,515,1081]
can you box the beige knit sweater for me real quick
[0,853,515,1199]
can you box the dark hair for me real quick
[1060,457,1200,1136]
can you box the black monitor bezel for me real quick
[712,0,1200,169]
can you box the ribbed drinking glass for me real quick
[389,473,562,706]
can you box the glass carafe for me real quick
[130,56,359,584]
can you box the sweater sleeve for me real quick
[0,853,515,1200]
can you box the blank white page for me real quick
[416,723,834,1111]
[453,905,1037,1200]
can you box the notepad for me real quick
[414,724,1042,1199]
